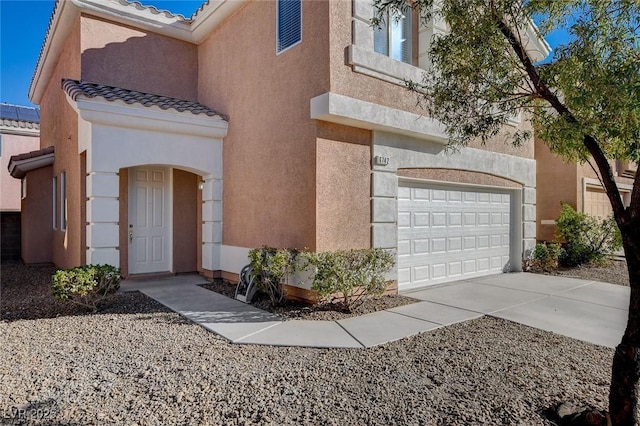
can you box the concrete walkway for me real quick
[121,273,629,349]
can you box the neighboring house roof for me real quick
[8,146,54,179]
[62,79,227,120]
[0,104,41,136]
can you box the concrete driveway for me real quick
[404,273,629,348]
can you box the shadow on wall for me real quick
[80,30,199,101]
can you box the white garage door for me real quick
[397,182,512,290]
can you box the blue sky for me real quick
[0,0,568,108]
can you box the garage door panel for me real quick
[414,187,431,200]
[398,267,411,283]
[431,212,447,227]
[429,238,445,253]
[449,261,462,276]
[464,259,477,273]
[448,212,462,226]
[397,239,411,256]
[398,186,411,199]
[398,182,512,290]
[413,212,430,227]
[448,237,462,251]
[414,238,432,254]
[398,212,411,227]
[448,191,462,202]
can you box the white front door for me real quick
[128,167,172,274]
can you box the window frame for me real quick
[52,176,57,230]
[60,171,67,231]
[276,0,302,54]
[21,177,27,200]
[373,6,417,65]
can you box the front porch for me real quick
[63,79,228,278]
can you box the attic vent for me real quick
[277,0,301,53]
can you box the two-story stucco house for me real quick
[9,0,549,299]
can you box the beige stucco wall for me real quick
[0,133,40,211]
[80,15,198,100]
[198,0,330,251]
[316,122,371,251]
[21,165,53,264]
[535,138,578,241]
[39,17,81,269]
[173,169,198,273]
[327,0,534,159]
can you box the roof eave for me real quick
[190,0,248,44]
[0,125,41,137]
[524,19,552,63]
[8,152,55,179]
[29,0,80,105]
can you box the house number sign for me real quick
[374,155,390,166]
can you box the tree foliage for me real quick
[373,0,639,423]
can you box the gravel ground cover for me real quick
[200,281,418,321]
[0,261,625,425]
[541,259,629,287]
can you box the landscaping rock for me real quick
[0,262,631,425]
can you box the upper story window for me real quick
[374,6,414,64]
[277,0,302,53]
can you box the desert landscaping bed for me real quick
[538,259,629,287]
[200,281,418,321]
[0,261,629,424]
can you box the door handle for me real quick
[129,231,133,243]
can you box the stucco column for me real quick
[86,171,120,267]
[371,146,399,282]
[201,175,223,272]
[522,186,537,257]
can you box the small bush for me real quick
[51,264,121,311]
[555,203,622,266]
[248,247,299,306]
[529,242,562,271]
[302,248,395,312]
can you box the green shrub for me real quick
[248,247,299,306]
[529,242,562,271]
[51,264,121,311]
[302,248,395,312]
[555,203,622,266]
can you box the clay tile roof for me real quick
[0,104,41,131]
[115,0,191,20]
[9,146,54,163]
[62,79,227,120]
[190,0,211,20]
